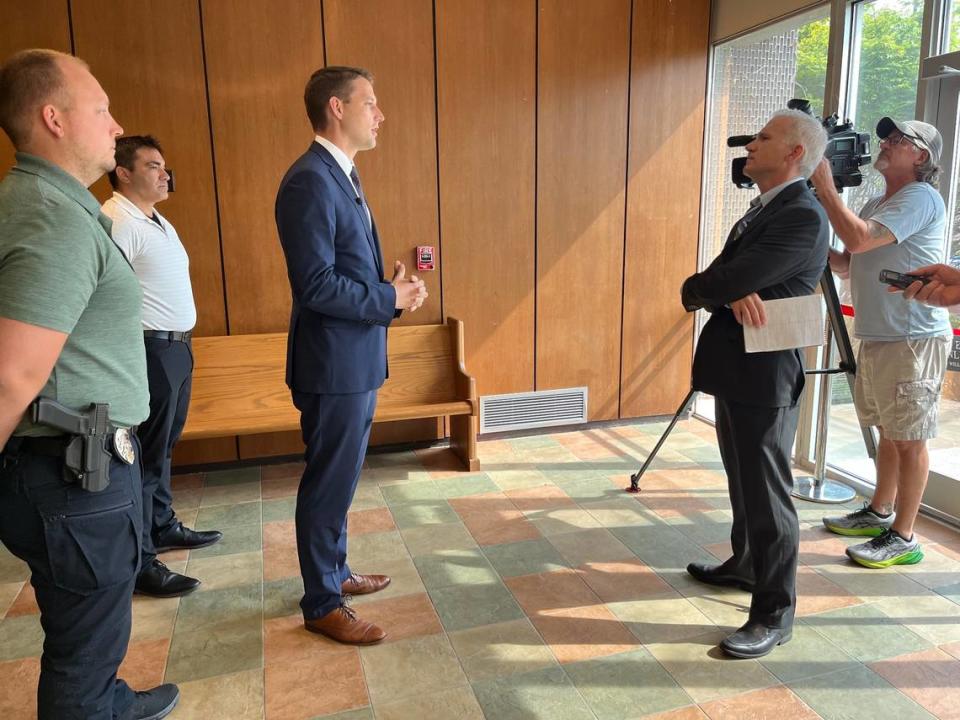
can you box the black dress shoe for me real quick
[135,559,200,598]
[720,621,791,659]
[154,522,223,552]
[686,562,755,592]
[119,683,180,720]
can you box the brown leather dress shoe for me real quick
[304,605,387,645]
[341,572,391,595]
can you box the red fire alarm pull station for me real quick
[416,245,435,271]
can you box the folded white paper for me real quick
[743,294,825,353]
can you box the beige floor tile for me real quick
[448,618,557,681]
[874,592,960,645]
[130,595,180,643]
[646,631,779,704]
[360,634,468,705]
[374,685,483,720]
[607,594,715,644]
[400,521,478,556]
[187,552,262,592]
[0,582,24,619]
[175,668,264,719]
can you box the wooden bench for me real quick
[180,317,480,471]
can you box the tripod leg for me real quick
[627,389,697,493]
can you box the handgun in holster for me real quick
[31,399,113,492]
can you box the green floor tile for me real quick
[175,583,261,630]
[348,530,410,565]
[380,480,442,506]
[509,436,562,450]
[189,522,261,558]
[194,500,261,529]
[472,665,594,720]
[204,466,260,486]
[564,648,693,719]
[551,475,622,502]
[546,528,635,568]
[413,548,500,590]
[482,538,570,578]
[165,614,262,684]
[200,481,261,507]
[400,521,478,556]
[389,501,460,530]
[429,582,525,632]
[262,496,297,523]
[667,509,733,547]
[788,663,936,720]
[263,576,304,620]
[800,603,932,662]
[350,484,386,511]
[757,624,859,683]
[435,473,499,499]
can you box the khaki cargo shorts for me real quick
[854,336,950,441]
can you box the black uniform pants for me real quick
[140,337,193,566]
[0,440,142,719]
[715,396,800,630]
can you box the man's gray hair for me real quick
[916,153,941,187]
[772,109,829,178]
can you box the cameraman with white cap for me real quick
[811,117,952,569]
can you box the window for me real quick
[695,6,831,421]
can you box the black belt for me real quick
[3,427,137,459]
[144,330,192,342]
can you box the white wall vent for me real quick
[480,387,588,434]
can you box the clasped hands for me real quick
[392,261,428,312]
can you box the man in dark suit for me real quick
[275,66,427,645]
[681,110,829,658]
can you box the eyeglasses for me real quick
[879,132,922,150]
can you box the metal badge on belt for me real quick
[113,428,135,464]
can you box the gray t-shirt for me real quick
[0,153,149,435]
[850,182,951,340]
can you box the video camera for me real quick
[727,98,871,191]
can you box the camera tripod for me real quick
[626,267,876,503]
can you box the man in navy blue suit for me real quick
[275,66,427,645]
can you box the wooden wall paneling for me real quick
[536,0,631,421]
[324,0,443,448]
[620,0,710,418]
[324,0,441,326]
[436,0,536,398]
[70,0,237,465]
[0,1,71,175]
[71,0,228,339]
[202,0,324,461]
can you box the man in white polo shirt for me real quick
[103,135,222,597]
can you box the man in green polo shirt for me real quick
[0,49,179,720]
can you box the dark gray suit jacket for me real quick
[682,181,829,408]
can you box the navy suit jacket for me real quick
[681,181,829,408]
[275,142,397,394]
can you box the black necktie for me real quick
[730,197,763,243]
[349,166,371,230]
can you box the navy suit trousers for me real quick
[139,337,193,565]
[0,440,142,719]
[292,389,378,619]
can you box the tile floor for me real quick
[3,418,960,719]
